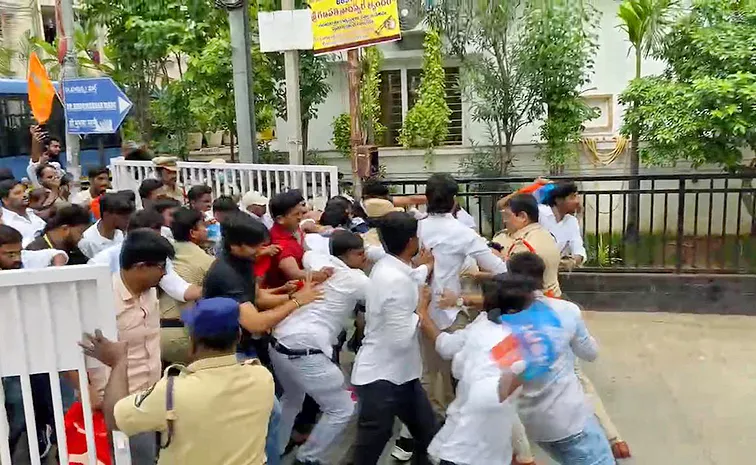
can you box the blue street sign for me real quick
[62,77,133,135]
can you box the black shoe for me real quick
[391,436,414,462]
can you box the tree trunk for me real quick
[230,131,236,163]
[301,118,309,162]
[625,49,643,239]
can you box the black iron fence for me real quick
[380,173,756,274]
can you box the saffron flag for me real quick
[27,51,57,124]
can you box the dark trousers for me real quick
[353,379,439,465]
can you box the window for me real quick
[378,67,463,147]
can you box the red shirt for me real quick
[264,223,305,288]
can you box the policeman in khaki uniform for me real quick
[492,193,562,298]
[82,297,274,465]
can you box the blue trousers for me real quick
[538,416,615,465]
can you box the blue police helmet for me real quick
[181,297,240,337]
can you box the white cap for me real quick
[240,191,269,208]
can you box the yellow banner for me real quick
[310,0,401,54]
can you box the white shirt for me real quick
[418,213,507,329]
[274,252,370,358]
[89,242,190,302]
[160,226,174,242]
[351,254,423,386]
[516,295,599,442]
[1,208,46,247]
[246,210,274,229]
[304,232,331,256]
[455,207,477,229]
[27,160,63,186]
[21,249,68,268]
[538,204,587,260]
[78,221,125,259]
[429,313,517,465]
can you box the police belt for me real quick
[160,318,185,329]
[270,337,323,357]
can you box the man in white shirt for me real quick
[0,224,68,270]
[270,231,369,465]
[351,211,437,465]
[78,192,133,259]
[240,190,274,229]
[538,181,587,269]
[89,209,201,303]
[27,130,64,186]
[416,173,508,417]
[417,273,539,465]
[70,167,111,207]
[0,179,46,247]
[506,253,614,464]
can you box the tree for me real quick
[399,28,451,168]
[522,0,600,174]
[619,0,756,231]
[617,0,679,235]
[81,0,223,142]
[0,45,13,77]
[428,0,542,175]
[359,46,386,146]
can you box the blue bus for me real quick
[0,78,122,179]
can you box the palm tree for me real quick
[617,0,678,236]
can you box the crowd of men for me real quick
[0,149,633,465]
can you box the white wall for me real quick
[273,0,668,167]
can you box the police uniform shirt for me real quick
[114,355,274,465]
[492,222,562,297]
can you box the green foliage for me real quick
[0,45,13,77]
[619,0,756,169]
[398,28,450,166]
[331,113,352,157]
[617,0,679,62]
[360,46,386,145]
[428,0,542,175]
[522,1,600,172]
[151,80,193,157]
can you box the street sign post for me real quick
[61,77,133,135]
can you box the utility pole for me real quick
[222,0,258,163]
[282,0,304,167]
[346,49,363,198]
[59,0,81,189]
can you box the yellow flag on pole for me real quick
[27,51,56,124]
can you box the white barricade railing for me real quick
[110,157,340,203]
[0,265,130,465]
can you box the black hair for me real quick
[119,228,175,270]
[187,185,213,202]
[138,179,163,200]
[212,195,239,213]
[507,252,546,289]
[0,179,21,199]
[117,189,137,204]
[544,181,579,207]
[0,168,14,182]
[194,331,239,351]
[127,209,165,232]
[377,211,418,256]
[29,188,48,203]
[43,205,91,233]
[505,193,539,223]
[362,179,390,199]
[47,136,61,144]
[100,192,136,216]
[482,273,539,320]
[221,211,269,250]
[425,173,458,214]
[35,163,56,181]
[351,200,367,220]
[330,230,364,257]
[171,207,204,242]
[87,166,109,180]
[0,224,22,246]
[320,203,351,228]
[60,173,72,188]
[153,198,181,215]
[326,196,353,211]
[269,189,304,218]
